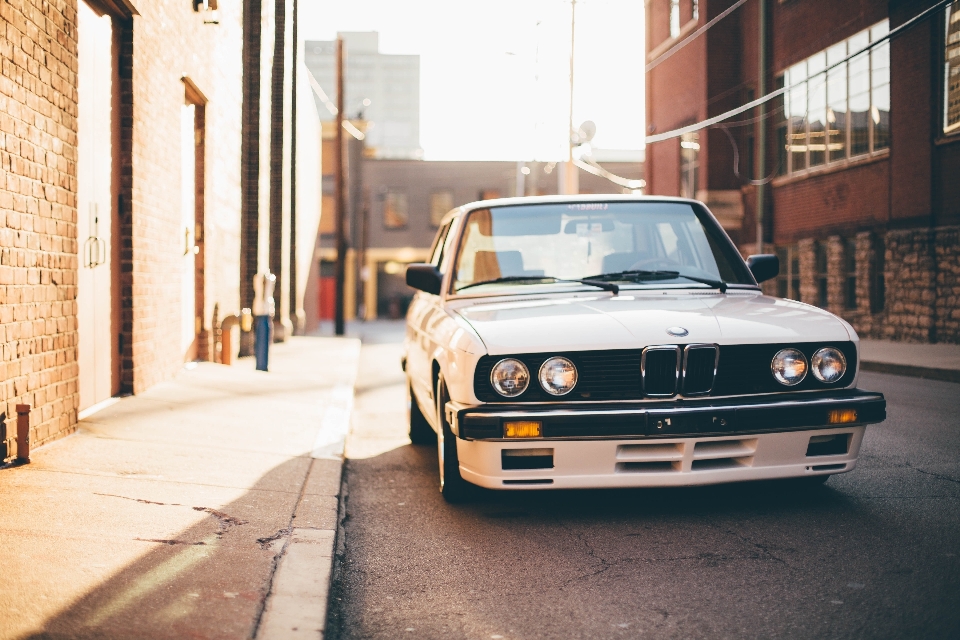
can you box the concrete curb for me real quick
[256,341,361,640]
[861,361,960,384]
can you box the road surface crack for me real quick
[94,493,184,506]
[256,528,291,549]
[193,506,248,536]
[909,465,960,486]
[134,537,207,546]
[94,493,247,537]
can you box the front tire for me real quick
[436,374,473,503]
[407,382,436,445]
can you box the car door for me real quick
[408,220,454,418]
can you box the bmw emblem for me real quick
[666,326,689,337]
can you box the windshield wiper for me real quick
[585,270,728,293]
[457,275,619,294]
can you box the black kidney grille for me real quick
[472,342,857,402]
[683,346,717,394]
[642,348,679,396]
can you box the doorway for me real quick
[181,80,207,361]
[76,0,119,412]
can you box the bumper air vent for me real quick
[806,433,850,457]
[501,448,554,470]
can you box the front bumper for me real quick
[452,389,885,441]
[449,390,884,489]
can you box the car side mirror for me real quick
[746,254,779,284]
[406,263,443,295]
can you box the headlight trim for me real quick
[489,357,531,398]
[811,346,847,383]
[538,356,578,396]
[771,347,808,386]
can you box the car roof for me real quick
[439,194,703,226]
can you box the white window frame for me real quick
[778,20,890,178]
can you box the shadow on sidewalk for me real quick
[20,458,307,640]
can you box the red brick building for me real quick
[645,0,960,343]
[1,0,321,460]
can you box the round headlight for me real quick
[490,358,530,397]
[811,347,847,383]
[538,356,578,396]
[771,348,808,386]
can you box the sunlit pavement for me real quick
[329,325,960,639]
[0,337,360,640]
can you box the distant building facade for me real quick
[304,32,422,159]
[645,0,960,343]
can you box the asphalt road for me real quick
[328,339,960,640]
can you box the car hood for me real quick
[451,291,853,355]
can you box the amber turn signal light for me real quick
[504,421,542,438]
[827,409,857,424]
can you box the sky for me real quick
[299,0,645,161]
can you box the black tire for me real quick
[407,382,436,445]
[436,374,474,503]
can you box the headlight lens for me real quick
[490,358,530,397]
[811,347,847,383]
[771,348,808,386]
[538,356,578,396]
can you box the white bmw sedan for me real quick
[403,195,886,502]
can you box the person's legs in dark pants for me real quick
[254,315,270,371]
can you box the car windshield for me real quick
[452,201,753,292]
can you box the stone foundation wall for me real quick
[934,227,960,343]
[882,229,937,342]
[763,226,960,344]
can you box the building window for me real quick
[384,191,408,228]
[844,239,857,310]
[945,1,960,135]
[430,191,454,227]
[679,131,699,198]
[692,0,699,22]
[778,21,890,176]
[815,242,828,308]
[776,246,801,301]
[670,0,680,38]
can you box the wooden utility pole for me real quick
[756,0,766,254]
[562,0,579,195]
[334,37,346,336]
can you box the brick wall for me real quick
[239,0,274,356]
[124,1,243,393]
[1,0,246,457]
[1,0,79,455]
[771,159,890,244]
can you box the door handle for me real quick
[84,236,106,268]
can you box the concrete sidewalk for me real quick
[860,339,960,383]
[0,336,360,640]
